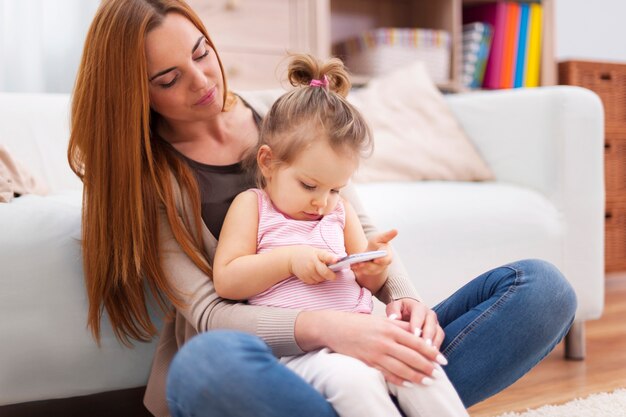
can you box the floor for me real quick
[467,273,626,416]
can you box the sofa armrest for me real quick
[446,86,605,318]
[446,86,604,204]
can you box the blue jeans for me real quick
[166,259,576,416]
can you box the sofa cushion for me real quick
[349,62,494,183]
[355,181,563,306]
[0,191,159,405]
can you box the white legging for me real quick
[280,348,469,417]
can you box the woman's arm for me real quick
[295,309,443,386]
[340,184,445,347]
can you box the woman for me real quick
[68,1,577,417]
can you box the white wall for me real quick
[555,0,626,62]
[0,0,98,93]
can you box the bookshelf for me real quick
[328,0,555,91]
[189,0,554,91]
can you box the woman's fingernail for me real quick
[421,377,434,386]
[425,338,433,346]
[436,354,449,366]
[431,368,444,379]
[413,328,422,337]
[388,314,398,320]
[402,381,414,388]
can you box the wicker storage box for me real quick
[558,60,626,133]
[333,28,451,84]
[604,132,626,201]
[605,200,626,271]
[604,132,626,271]
[559,60,626,271]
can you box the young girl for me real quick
[213,54,469,417]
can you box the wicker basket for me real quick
[559,60,626,271]
[605,132,626,201]
[605,200,626,271]
[558,60,626,133]
[333,28,451,84]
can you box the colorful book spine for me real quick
[525,3,543,87]
[461,22,492,89]
[514,3,530,88]
[500,2,520,89]
[463,2,508,89]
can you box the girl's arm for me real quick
[213,190,290,300]
[213,190,337,300]
[343,199,396,293]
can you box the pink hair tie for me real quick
[309,75,329,88]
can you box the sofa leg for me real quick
[564,321,585,360]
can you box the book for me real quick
[514,3,530,88]
[500,2,520,89]
[525,3,543,87]
[464,2,508,89]
[461,22,492,89]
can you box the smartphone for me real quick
[328,250,387,272]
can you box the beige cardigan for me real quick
[143,93,420,417]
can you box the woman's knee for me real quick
[167,330,272,405]
[508,259,577,320]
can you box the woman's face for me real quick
[145,13,224,123]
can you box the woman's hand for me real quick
[295,309,447,387]
[386,298,445,349]
[288,246,338,285]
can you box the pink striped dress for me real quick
[247,188,373,314]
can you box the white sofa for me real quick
[0,86,605,409]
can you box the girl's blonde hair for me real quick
[68,0,233,345]
[249,54,373,187]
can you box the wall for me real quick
[0,0,98,93]
[555,0,626,62]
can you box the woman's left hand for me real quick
[385,298,445,350]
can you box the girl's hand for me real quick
[289,246,338,285]
[352,230,397,292]
[296,309,447,386]
[351,229,398,277]
[386,298,445,349]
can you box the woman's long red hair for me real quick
[68,0,227,345]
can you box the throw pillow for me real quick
[348,61,494,182]
[0,145,48,202]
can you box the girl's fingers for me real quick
[315,259,336,281]
[372,229,398,244]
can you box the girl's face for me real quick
[259,140,359,221]
[145,13,224,123]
